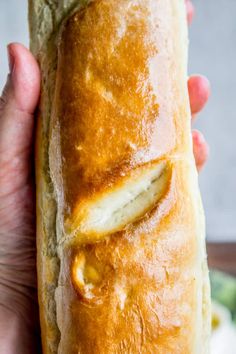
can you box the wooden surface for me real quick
[207,243,236,276]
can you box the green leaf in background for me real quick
[210,270,236,323]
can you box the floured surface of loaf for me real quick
[30,0,211,353]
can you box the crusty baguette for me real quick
[29,1,211,353]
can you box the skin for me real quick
[0,2,210,353]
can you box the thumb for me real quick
[0,43,40,193]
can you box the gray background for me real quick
[0,0,235,241]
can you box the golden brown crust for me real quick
[57,163,201,353]
[51,0,188,216]
[30,0,211,353]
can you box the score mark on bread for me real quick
[71,250,113,301]
[72,252,101,300]
[68,162,171,241]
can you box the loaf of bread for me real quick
[29,0,211,353]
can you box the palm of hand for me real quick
[0,105,36,308]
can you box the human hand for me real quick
[0,3,209,353]
[186,0,210,171]
[0,43,40,354]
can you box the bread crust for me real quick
[29,1,211,353]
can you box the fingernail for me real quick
[7,45,15,73]
[190,74,211,91]
[192,130,206,146]
[186,0,195,25]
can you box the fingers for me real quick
[186,0,195,25]
[188,75,210,117]
[185,2,210,170]
[192,130,209,172]
[0,43,40,194]
[188,75,210,170]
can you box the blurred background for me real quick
[0,0,236,243]
[189,0,236,243]
[1,0,236,351]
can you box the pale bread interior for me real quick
[72,162,170,237]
